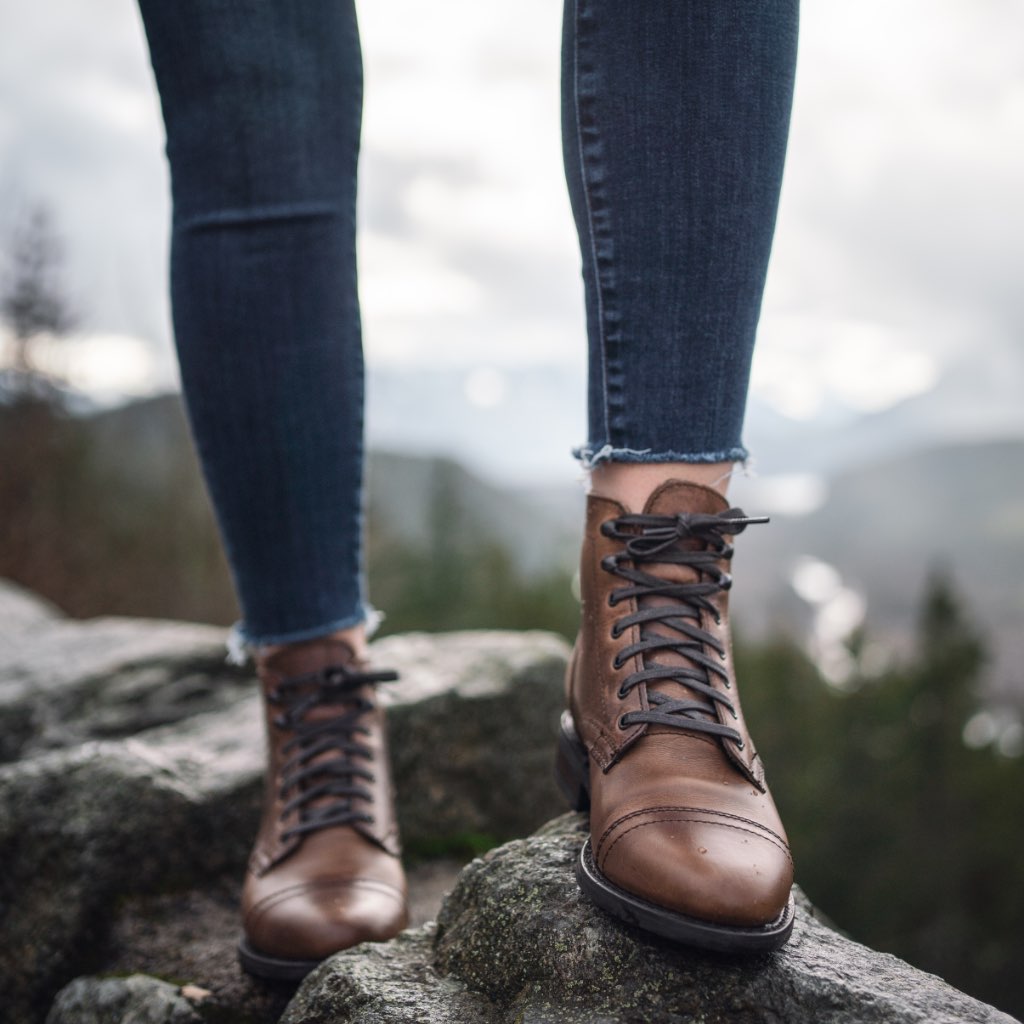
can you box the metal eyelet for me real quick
[617,684,629,699]
[617,715,629,730]
[612,654,624,670]
[610,623,623,639]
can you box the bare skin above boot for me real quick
[557,479,795,952]
[238,634,408,980]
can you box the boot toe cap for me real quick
[597,808,793,928]
[245,877,408,961]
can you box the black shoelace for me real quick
[601,509,767,746]
[268,664,398,841]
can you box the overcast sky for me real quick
[1,0,1022,455]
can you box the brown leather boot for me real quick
[556,479,795,952]
[238,633,408,980]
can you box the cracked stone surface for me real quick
[0,581,568,1024]
[3,581,1017,1024]
[283,816,1018,1024]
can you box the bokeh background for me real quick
[1,0,1022,1016]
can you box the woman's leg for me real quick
[136,0,368,652]
[559,0,800,951]
[135,0,406,979]
[563,0,798,497]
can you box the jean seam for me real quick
[173,200,345,232]
[225,609,371,663]
[572,444,750,469]
[573,0,610,448]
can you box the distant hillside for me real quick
[367,451,579,579]
[44,393,580,578]
[0,393,580,633]
[4,390,1022,699]
[733,439,1024,702]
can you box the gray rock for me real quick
[283,815,1018,1024]
[0,602,570,1024]
[379,630,570,850]
[46,975,203,1024]
[0,734,262,1024]
[7,589,1008,1024]
[0,603,250,764]
[94,862,466,1024]
[282,927,498,1024]
[0,578,61,632]
[0,586,570,843]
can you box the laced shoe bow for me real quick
[600,509,767,757]
[268,663,399,841]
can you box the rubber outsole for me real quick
[556,709,796,953]
[237,938,321,982]
[576,839,795,953]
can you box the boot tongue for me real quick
[634,480,731,720]
[639,479,730,587]
[263,637,370,721]
[262,638,374,825]
[262,636,362,683]
[643,478,730,519]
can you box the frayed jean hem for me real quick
[573,443,749,471]
[225,605,383,665]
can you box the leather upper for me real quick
[241,635,408,961]
[567,480,794,928]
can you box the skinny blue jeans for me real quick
[135,1,798,647]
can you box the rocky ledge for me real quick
[282,814,1017,1024]
[1,580,1017,1024]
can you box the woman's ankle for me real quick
[257,622,370,665]
[588,461,735,511]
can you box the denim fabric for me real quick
[136,1,369,645]
[136,1,798,646]
[562,0,798,467]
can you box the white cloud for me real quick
[1,0,1021,460]
[753,316,940,420]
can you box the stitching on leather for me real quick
[246,877,404,925]
[596,805,790,857]
[599,814,794,872]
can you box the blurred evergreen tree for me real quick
[1,203,77,377]
[2,381,1020,1015]
[367,462,578,639]
[739,570,1024,1018]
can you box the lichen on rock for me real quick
[2,582,1018,1024]
[289,814,1018,1024]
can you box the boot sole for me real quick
[556,710,796,953]
[237,937,322,982]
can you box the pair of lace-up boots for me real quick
[238,480,794,980]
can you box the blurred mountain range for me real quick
[3,386,1022,704]
[732,440,1024,704]
[361,356,1024,486]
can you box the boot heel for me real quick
[554,710,591,811]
